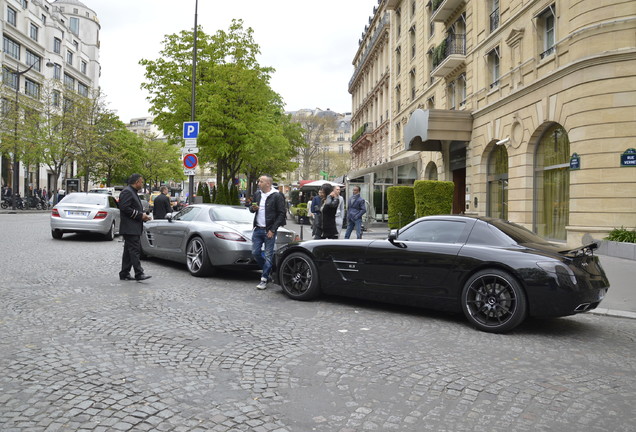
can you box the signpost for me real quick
[183,121,200,204]
[621,148,636,167]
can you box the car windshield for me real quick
[210,206,253,223]
[59,193,106,205]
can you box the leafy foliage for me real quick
[605,227,636,243]
[387,186,415,229]
[414,180,455,217]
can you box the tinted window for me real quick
[210,206,253,223]
[488,219,554,245]
[466,220,513,246]
[60,193,106,205]
[173,207,201,222]
[398,220,466,243]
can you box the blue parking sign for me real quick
[183,121,200,139]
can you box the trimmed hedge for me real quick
[387,186,415,229]
[414,180,454,217]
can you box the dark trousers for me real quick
[120,234,144,277]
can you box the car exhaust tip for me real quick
[574,303,590,312]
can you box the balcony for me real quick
[351,122,374,150]
[431,0,464,23]
[431,34,466,77]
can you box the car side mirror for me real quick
[388,229,407,248]
[166,213,173,222]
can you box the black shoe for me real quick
[135,274,151,281]
[119,274,134,281]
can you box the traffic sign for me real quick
[184,168,196,176]
[185,138,197,146]
[182,146,199,154]
[183,121,200,139]
[183,153,198,169]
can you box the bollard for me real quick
[300,224,304,240]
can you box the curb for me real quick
[587,308,636,320]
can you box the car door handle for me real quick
[399,274,415,279]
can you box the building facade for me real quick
[1,0,100,195]
[349,0,636,246]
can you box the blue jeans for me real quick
[252,227,276,280]
[344,218,363,239]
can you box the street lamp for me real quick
[11,60,54,210]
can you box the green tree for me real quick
[138,133,184,190]
[291,111,337,180]
[140,20,298,202]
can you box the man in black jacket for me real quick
[152,186,172,220]
[249,174,286,290]
[119,174,151,281]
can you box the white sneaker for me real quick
[256,278,268,290]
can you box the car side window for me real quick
[108,197,117,208]
[398,220,466,243]
[173,207,200,221]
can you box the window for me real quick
[399,220,467,243]
[25,78,40,98]
[487,144,508,219]
[66,50,73,65]
[81,60,87,74]
[448,81,456,110]
[488,47,500,88]
[490,0,500,32]
[64,73,75,90]
[30,23,39,41]
[411,0,416,17]
[1,98,12,115]
[53,37,61,54]
[2,67,18,90]
[534,124,570,240]
[395,84,401,112]
[26,50,41,71]
[3,36,20,60]
[7,6,17,26]
[395,46,402,75]
[539,5,556,59]
[52,90,61,107]
[425,162,438,180]
[53,63,61,80]
[78,82,88,97]
[396,7,402,37]
[73,40,79,50]
[19,0,28,8]
[41,14,46,23]
[70,17,80,35]
[409,26,416,59]
[409,69,416,100]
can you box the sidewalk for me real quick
[283,216,635,320]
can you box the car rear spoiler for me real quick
[560,242,598,257]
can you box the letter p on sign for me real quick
[183,121,200,139]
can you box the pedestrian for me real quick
[118,173,152,281]
[310,190,324,240]
[152,186,172,219]
[334,185,345,237]
[344,185,366,239]
[249,174,286,290]
[319,184,340,240]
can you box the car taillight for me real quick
[214,232,247,242]
[94,211,108,219]
[51,209,60,217]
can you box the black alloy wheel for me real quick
[279,252,320,300]
[461,269,527,333]
[186,236,213,277]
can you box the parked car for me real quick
[273,215,610,333]
[140,204,297,276]
[50,192,120,240]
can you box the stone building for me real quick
[1,0,100,194]
[348,0,635,245]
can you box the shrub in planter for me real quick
[387,186,415,229]
[605,227,636,243]
[414,180,454,217]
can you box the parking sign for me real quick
[183,121,200,139]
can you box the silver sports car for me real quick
[140,204,297,276]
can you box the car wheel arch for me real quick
[457,264,529,310]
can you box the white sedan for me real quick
[50,193,120,240]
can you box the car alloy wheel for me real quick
[461,269,527,333]
[186,236,212,277]
[279,252,320,300]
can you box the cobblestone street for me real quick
[1,213,635,431]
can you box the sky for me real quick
[94,0,380,122]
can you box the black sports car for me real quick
[273,215,610,333]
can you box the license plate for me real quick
[67,210,88,216]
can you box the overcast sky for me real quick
[95,0,379,122]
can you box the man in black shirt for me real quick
[153,186,172,220]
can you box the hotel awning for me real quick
[404,109,473,152]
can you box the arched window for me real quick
[487,144,508,219]
[425,161,438,180]
[534,124,569,240]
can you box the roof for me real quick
[52,0,90,9]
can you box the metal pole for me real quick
[188,0,198,205]
[11,63,35,210]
